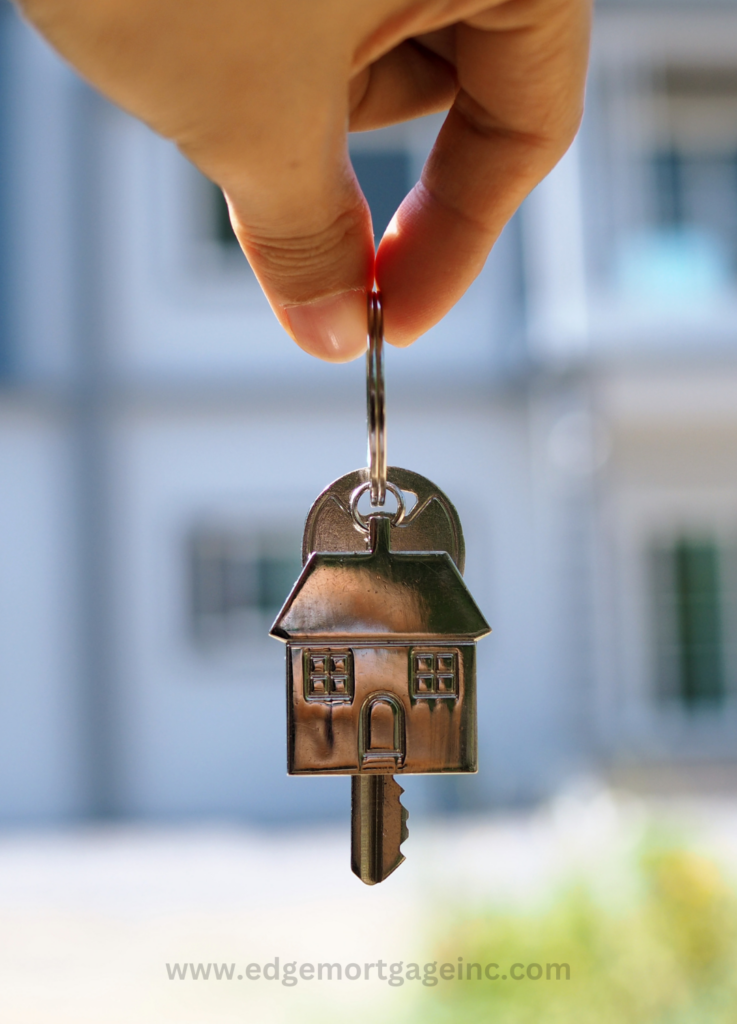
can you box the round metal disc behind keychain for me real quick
[271,293,490,885]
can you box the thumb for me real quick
[221,142,374,363]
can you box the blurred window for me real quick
[655,68,737,229]
[189,528,301,646]
[651,538,729,708]
[350,150,411,244]
[615,65,737,299]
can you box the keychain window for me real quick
[303,649,354,703]
[410,649,459,699]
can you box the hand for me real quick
[18,0,591,361]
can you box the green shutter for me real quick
[653,538,725,708]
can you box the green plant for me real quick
[417,843,737,1024]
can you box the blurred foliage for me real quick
[417,843,737,1024]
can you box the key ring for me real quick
[367,291,386,506]
[349,480,406,530]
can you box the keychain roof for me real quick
[271,514,490,641]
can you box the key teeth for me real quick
[396,781,410,848]
[400,800,409,848]
[381,779,408,884]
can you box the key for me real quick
[270,293,491,884]
[351,775,409,885]
[272,498,490,883]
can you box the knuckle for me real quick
[236,199,372,302]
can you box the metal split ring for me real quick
[349,481,406,531]
[366,291,386,506]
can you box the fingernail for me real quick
[284,290,367,363]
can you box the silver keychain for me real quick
[271,293,491,884]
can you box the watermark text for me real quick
[165,959,571,987]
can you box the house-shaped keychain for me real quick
[271,513,490,776]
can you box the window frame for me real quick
[187,523,302,650]
[410,648,459,700]
[303,648,355,704]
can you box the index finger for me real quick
[375,0,592,346]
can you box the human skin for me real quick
[16,0,591,362]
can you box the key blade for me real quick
[351,775,408,886]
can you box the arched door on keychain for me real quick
[359,692,406,772]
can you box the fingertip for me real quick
[375,214,412,348]
[375,203,435,349]
[283,289,367,363]
[376,182,490,348]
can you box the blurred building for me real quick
[2,0,737,825]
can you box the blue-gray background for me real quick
[2,0,737,829]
